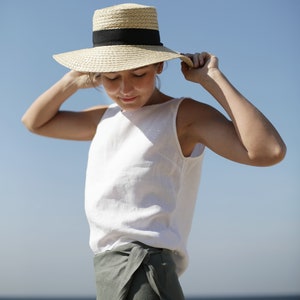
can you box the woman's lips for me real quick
[120,96,137,103]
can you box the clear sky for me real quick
[1,0,299,298]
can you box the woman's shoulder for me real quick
[177,97,219,133]
[83,105,109,126]
[84,104,109,115]
[178,97,214,117]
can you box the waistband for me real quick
[93,242,181,299]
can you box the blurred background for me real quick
[1,0,299,298]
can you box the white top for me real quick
[85,98,204,275]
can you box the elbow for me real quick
[249,142,287,167]
[265,143,287,166]
[21,115,30,130]
[21,115,32,131]
[21,114,40,134]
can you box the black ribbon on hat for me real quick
[93,28,163,46]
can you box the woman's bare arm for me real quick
[179,52,286,166]
[22,71,106,140]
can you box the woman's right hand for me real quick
[64,70,102,89]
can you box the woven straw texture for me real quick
[53,3,193,72]
[93,3,159,30]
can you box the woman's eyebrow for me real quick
[132,66,148,71]
[104,66,148,74]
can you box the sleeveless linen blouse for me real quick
[85,98,204,275]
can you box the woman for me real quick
[22,3,286,300]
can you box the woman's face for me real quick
[100,63,163,111]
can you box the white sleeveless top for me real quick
[85,98,204,275]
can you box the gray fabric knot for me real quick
[93,242,185,300]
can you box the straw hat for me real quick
[53,3,193,73]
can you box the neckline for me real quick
[120,97,179,114]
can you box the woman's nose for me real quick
[120,78,133,95]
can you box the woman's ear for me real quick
[156,62,164,74]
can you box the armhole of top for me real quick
[97,103,120,126]
[174,98,205,159]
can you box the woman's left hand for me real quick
[181,52,219,84]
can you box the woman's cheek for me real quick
[102,80,119,94]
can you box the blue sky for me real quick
[1,0,299,297]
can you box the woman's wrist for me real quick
[197,68,224,90]
[61,71,83,90]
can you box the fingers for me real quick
[180,52,219,84]
[182,52,213,68]
[84,73,102,88]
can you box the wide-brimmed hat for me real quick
[53,3,193,73]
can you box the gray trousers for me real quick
[93,242,185,300]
